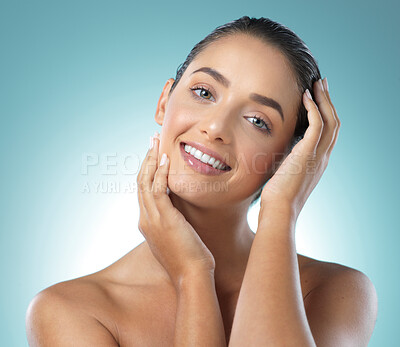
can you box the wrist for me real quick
[176,268,215,293]
[258,201,298,230]
[260,200,296,217]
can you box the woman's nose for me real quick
[198,109,234,144]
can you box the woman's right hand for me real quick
[136,132,215,289]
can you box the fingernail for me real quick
[160,153,167,166]
[305,89,313,100]
[153,131,160,138]
[323,77,329,92]
[318,79,324,91]
[149,136,154,149]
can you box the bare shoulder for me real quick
[25,242,168,346]
[26,275,120,346]
[298,253,376,288]
[297,254,378,345]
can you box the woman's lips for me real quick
[179,142,232,176]
[182,140,231,168]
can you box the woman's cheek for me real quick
[237,148,272,176]
[164,101,199,129]
[246,150,282,191]
[250,151,270,175]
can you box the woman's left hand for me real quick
[259,78,341,220]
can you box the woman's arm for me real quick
[229,80,377,346]
[229,203,377,346]
[229,204,315,346]
[174,270,227,346]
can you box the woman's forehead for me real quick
[187,35,297,88]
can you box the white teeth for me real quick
[200,153,211,164]
[194,149,203,160]
[183,143,228,170]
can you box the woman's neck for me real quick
[167,191,255,295]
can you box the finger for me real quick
[313,79,338,156]
[152,152,174,218]
[137,135,158,238]
[137,133,160,218]
[298,89,324,155]
[136,135,153,210]
[322,78,341,154]
[142,136,162,219]
[323,78,340,125]
[137,133,159,185]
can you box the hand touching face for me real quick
[259,78,340,220]
[136,132,216,288]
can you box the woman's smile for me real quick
[179,141,232,176]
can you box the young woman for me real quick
[26,16,378,346]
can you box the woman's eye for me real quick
[247,116,272,135]
[190,86,215,102]
[190,87,272,135]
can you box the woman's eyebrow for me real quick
[249,93,284,123]
[191,67,231,88]
[190,66,285,122]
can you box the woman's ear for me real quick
[155,78,175,126]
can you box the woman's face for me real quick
[155,34,301,208]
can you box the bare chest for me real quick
[107,262,317,346]
[112,288,238,346]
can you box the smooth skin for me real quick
[26,34,378,346]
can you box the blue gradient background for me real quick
[1,0,398,345]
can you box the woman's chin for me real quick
[167,176,230,207]
[166,176,258,209]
